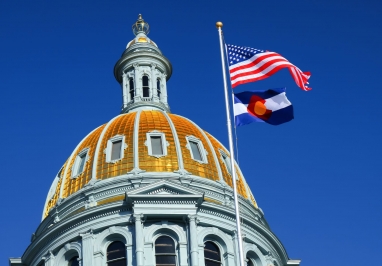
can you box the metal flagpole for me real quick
[216,21,245,266]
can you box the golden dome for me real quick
[44,110,257,218]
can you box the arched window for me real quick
[107,241,126,266]
[142,76,150,97]
[204,242,221,266]
[247,258,254,266]
[155,235,176,266]
[156,79,161,98]
[68,256,79,266]
[129,78,135,100]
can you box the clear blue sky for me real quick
[1,1,381,265]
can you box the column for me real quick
[80,230,94,265]
[232,230,239,266]
[133,63,141,101]
[134,213,144,266]
[188,215,199,266]
[93,250,104,266]
[42,251,55,266]
[150,64,158,101]
[162,74,168,105]
[126,243,133,266]
[122,72,128,107]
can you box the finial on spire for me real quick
[132,14,150,36]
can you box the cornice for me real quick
[40,173,263,234]
[114,51,172,83]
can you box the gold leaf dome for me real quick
[44,111,257,218]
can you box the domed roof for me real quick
[44,110,257,218]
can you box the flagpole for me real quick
[216,21,245,266]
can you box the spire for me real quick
[114,15,173,114]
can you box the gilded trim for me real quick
[132,110,142,171]
[182,117,224,183]
[91,115,122,180]
[59,125,103,199]
[161,111,185,171]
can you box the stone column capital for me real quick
[133,213,144,222]
[42,250,55,261]
[188,214,199,224]
[79,229,94,239]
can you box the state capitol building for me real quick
[9,15,300,266]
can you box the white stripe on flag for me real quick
[231,61,295,84]
[233,102,248,116]
[264,92,291,110]
[230,54,288,76]
[228,52,276,70]
[234,92,291,116]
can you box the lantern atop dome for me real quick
[132,14,150,36]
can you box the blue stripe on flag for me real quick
[234,88,286,104]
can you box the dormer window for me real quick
[151,136,163,155]
[190,141,202,161]
[157,79,161,98]
[186,136,208,163]
[142,76,150,97]
[111,140,122,160]
[72,148,89,178]
[145,131,168,158]
[219,150,232,174]
[129,78,135,100]
[105,135,127,163]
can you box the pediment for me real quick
[127,180,202,196]
[125,180,204,207]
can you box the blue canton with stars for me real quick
[226,44,266,66]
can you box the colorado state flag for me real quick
[233,88,293,126]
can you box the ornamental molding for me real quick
[144,130,170,159]
[71,147,90,179]
[30,207,130,256]
[127,179,203,196]
[94,185,133,200]
[53,241,82,266]
[125,180,204,214]
[185,135,208,164]
[84,195,97,209]
[104,134,128,164]
[93,225,133,255]
[196,226,234,254]
[144,221,187,243]
[146,187,179,195]
[244,243,267,266]
[114,51,172,83]
[133,200,197,204]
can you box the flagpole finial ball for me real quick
[216,22,223,28]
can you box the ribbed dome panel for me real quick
[96,113,136,180]
[138,111,179,172]
[43,110,258,218]
[169,114,220,181]
[62,125,106,198]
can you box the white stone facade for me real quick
[11,176,299,266]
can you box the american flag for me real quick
[226,44,311,91]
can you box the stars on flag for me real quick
[227,44,265,65]
[225,43,311,91]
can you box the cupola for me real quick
[114,14,172,113]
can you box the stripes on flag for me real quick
[226,44,311,91]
